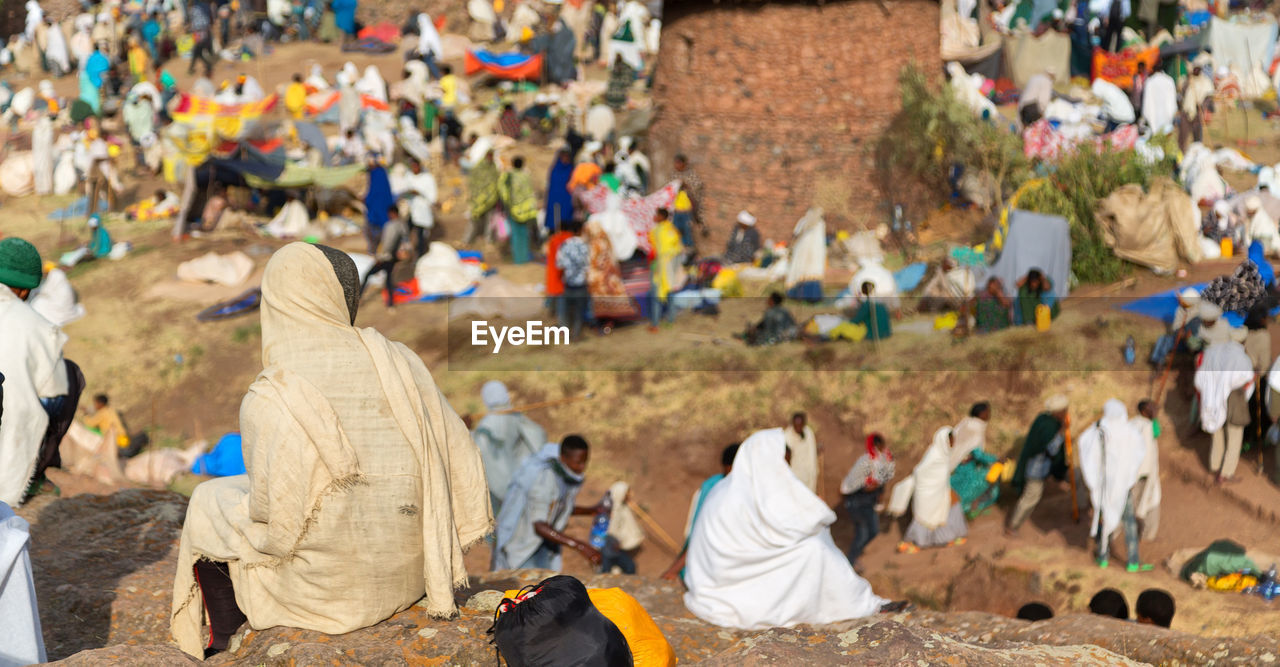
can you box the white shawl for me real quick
[1077,400,1145,540]
[684,428,885,629]
[356,65,388,104]
[949,416,987,470]
[1194,341,1254,433]
[1141,72,1177,135]
[0,288,68,507]
[606,481,644,551]
[170,243,491,658]
[1129,415,1161,523]
[0,502,45,665]
[910,427,954,529]
[30,268,86,327]
[784,425,818,493]
[784,208,827,287]
[416,13,443,59]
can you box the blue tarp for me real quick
[893,263,928,293]
[1115,282,1276,328]
[471,50,537,68]
[48,196,108,221]
[191,433,246,476]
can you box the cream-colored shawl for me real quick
[171,243,491,657]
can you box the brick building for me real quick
[648,0,941,245]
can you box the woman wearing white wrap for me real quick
[169,243,491,659]
[1077,399,1149,571]
[893,427,968,553]
[683,428,892,630]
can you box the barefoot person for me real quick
[1078,399,1151,572]
[170,243,491,659]
[683,429,893,629]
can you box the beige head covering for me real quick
[169,243,491,658]
[1045,394,1069,412]
[1199,300,1223,321]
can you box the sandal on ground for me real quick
[1126,563,1154,573]
[1096,558,1109,569]
[897,542,921,555]
[948,537,968,547]
[879,600,914,613]
[21,476,60,505]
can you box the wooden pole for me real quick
[1064,412,1079,523]
[463,392,595,422]
[626,499,679,554]
[1154,328,1187,405]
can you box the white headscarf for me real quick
[24,1,44,41]
[1077,400,1145,540]
[306,64,330,91]
[481,380,511,410]
[683,428,886,629]
[356,65,388,104]
[416,13,443,59]
[1194,341,1254,433]
[949,415,987,470]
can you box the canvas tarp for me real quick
[243,162,366,189]
[977,209,1072,299]
[1207,16,1277,77]
[177,251,255,287]
[1097,177,1205,273]
[1004,29,1071,88]
[942,0,1004,65]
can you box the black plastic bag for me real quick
[489,575,633,667]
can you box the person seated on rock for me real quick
[1016,602,1054,622]
[170,243,491,660]
[683,428,902,629]
[1088,588,1129,620]
[492,436,603,572]
[661,443,738,582]
[890,427,967,554]
[471,380,547,515]
[1135,589,1175,628]
[0,237,85,506]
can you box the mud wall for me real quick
[648,0,940,244]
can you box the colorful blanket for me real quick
[1022,120,1139,161]
[464,49,544,81]
[578,181,680,257]
[1092,46,1160,90]
[172,93,278,120]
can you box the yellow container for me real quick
[1221,237,1234,258]
[1035,304,1052,331]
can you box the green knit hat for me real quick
[0,238,43,290]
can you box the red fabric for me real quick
[360,94,390,111]
[464,50,544,81]
[249,137,283,153]
[577,181,680,258]
[1022,120,1139,161]
[1092,46,1160,90]
[357,22,401,43]
[866,433,892,461]
[546,231,573,296]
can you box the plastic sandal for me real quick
[897,542,921,555]
[1126,563,1154,573]
[1097,559,1109,569]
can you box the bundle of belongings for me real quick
[1201,260,1268,314]
[1096,177,1205,274]
[1169,539,1280,598]
[176,251,254,287]
[491,575,676,667]
[395,242,485,304]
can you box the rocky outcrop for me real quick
[23,491,1280,666]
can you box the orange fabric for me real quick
[546,230,573,296]
[568,163,602,191]
[1092,46,1159,90]
[587,588,677,667]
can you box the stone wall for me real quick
[648,0,941,245]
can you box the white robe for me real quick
[1194,341,1254,433]
[684,428,886,629]
[1092,78,1135,124]
[306,64,330,91]
[356,66,388,104]
[949,416,987,470]
[29,268,86,327]
[44,23,70,75]
[1077,400,1145,540]
[416,13,443,59]
[1129,415,1161,524]
[24,1,43,42]
[31,115,53,196]
[0,288,68,507]
[0,502,45,665]
[784,208,827,287]
[908,428,954,529]
[784,425,818,493]
[1140,72,1177,135]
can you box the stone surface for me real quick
[650,0,942,244]
[25,491,1280,666]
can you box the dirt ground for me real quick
[6,36,1280,649]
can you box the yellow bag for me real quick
[1207,573,1256,592]
[588,588,677,667]
[711,268,742,297]
[501,587,677,666]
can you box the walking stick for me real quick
[625,499,679,554]
[1064,412,1079,523]
[1154,327,1187,405]
[462,392,595,422]
[817,445,827,499]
